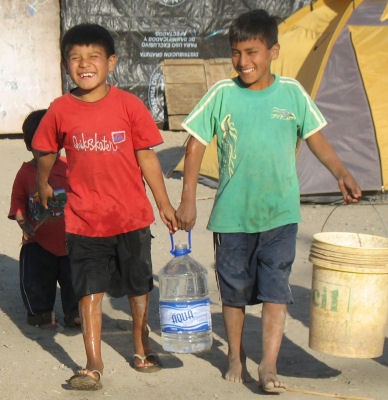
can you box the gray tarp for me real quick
[60,0,308,127]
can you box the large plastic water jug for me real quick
[159,232,212,353]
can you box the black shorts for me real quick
[66,227,153,300]
[214,224,297,306]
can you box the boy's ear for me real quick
[271,43,280,60]
[108,54,118,72]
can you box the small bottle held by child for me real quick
[159,232,212,353]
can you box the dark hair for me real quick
[22,109,47,150]
[229,9,279,49]
[61,23,115,60]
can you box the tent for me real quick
[174,0,388,196]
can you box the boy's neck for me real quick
[238,73,275,91]
[71,83,111,103]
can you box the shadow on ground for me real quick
[109,277,345,396]
[1,249,385,395]
[0,254,80,371]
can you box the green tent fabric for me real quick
[175,0,388,195]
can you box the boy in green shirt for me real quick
[176,9,361,393]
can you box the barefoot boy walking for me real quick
[176,9,361,393]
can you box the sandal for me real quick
[68,369,102,391]
[133,353,162,373]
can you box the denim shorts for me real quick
[66,227,153,301]
[214,224,297,306]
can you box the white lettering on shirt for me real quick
[72,133,119,152]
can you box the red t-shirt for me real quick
[8,158,68,256]
[32,86,163,237]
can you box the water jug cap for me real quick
[170,231,192,256]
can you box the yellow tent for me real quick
[175,0,388,195]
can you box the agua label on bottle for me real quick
[160,298,211,334]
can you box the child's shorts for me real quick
[214,224,297,306]
[66,227,153,301]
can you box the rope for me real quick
[320,199,388,236]
[287,387,374,400]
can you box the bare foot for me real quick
[258,364,286,393]
[224,354,248,383]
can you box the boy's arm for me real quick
[36,152,57,208]
[8,168,35,239]
[306,131,362,203]
[176,136,206,231]
[135,148,177,233]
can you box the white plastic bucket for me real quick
[309,232,388,358]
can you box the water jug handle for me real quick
[170,230,192,254]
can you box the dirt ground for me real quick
[0,131,387,400]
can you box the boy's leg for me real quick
[256,224,296,392]
[66,233,118,389]
[79,293,104,374]
[57,255,80,326]
[20,243,57,328]
[258,302,287,392]
[214,232,258,383]
[129,293,160,370]
[112,228,158,371]
[129,293,150,354]
[68,293,104,390]
[223,304,248,383]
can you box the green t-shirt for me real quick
[182,75,327,233]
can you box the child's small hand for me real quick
[19,222,35,240]
[159,203,178,234]
[176,200,197,232]
[16,212,35,240]
[338,174,362,203]
[37,183,54,209]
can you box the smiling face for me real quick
[231,37,279,91]
[65,44,117,102]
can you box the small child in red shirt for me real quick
[8,109,79,329]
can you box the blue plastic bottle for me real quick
[159,232,212,353]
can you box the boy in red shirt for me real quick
[8,109,79,329]
[32,24,177,390]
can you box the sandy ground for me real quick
[0,131,387,400]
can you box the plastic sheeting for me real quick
[60,0,308,126]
